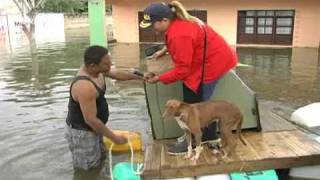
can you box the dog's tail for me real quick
[237,115,247,145]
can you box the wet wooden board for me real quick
[309,126,320,136]
[258,102,297,132]
[141,130,320,179]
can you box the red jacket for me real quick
[159,19,237,93]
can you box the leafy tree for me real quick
[41,0,88,14]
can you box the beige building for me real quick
[109,0,320,48]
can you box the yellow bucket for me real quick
[103,130,142,153]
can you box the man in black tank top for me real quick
[65,46,144,170]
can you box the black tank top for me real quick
[66,76,109,131]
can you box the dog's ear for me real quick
[166,99,182,109]
[180,102,189,108]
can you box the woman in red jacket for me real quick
[141,1,237,155]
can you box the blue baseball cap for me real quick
[140,3,174,28]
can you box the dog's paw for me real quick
[184,145,193,159]
[190,155,199,162]
[184,154,192,159]
[212,149,220,155]
[221,152,228,159]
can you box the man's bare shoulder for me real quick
[71,79,96,101]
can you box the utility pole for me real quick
[88,0,106,47]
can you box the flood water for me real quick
[0,28,319,180]
[236,47,320,119]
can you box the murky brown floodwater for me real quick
[0,28,319,180]
[236,47,320,119]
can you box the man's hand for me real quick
[105,69,144,81]
[113,135,128,144]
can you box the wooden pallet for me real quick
[142,130,320,179]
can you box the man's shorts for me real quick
[65,124,106,170]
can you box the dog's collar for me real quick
[174,117,190,131]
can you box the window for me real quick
[276,18,293,35]
[246,11,255,16]
[277,18,292,26]
[276,10,294,16]
[245,27,254,34]
[238,10,295,45]
[245,17,255,34]
[257,17,273,34]
[257,10,266,16]
[276,27,292,35]
[266,11,274,16]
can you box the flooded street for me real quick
[237,47,320,119]
[0,29,151,180]
[0,28,319,179]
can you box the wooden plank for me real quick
[243,132,273,159]
[160,154,320,179]
[141,143,155,180]
[152,141,162,179]
[235,132,261,161]
[143,130,320,179]
[279,131,315,156]
[141,141,161,180]
[281,131,320,155]
[142,144,152,173]
[160,142,175,169]
[202,146,220,164]
[245,131,298,159]
[309,126,320,136]
[292,131,320,152]
[258,102,297,132]
[157,140,182,171]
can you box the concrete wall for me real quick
[111,0,320,47]
[64,14,114,40]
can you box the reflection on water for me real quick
[0,28,319,179]
[236,47,320,118]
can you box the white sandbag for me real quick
[290,103,320,128]
[289,165,320,180]
[196,174,230,180]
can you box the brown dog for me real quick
[163,99,246,161]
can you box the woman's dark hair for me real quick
[84,45,109,66]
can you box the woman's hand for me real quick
[144,72,156,80]
[147,75,159,83]
[152,50,164,60]
[144,72,159,83]
[152,46,167,60]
